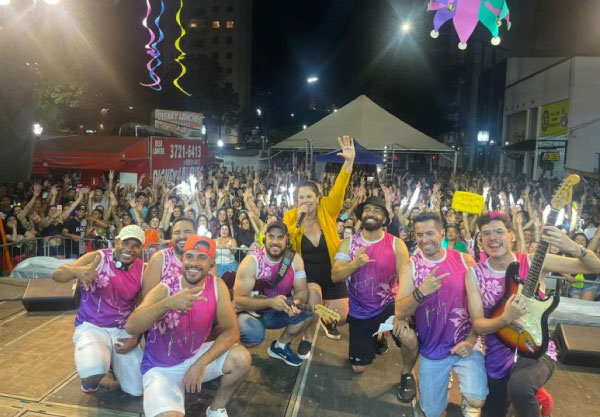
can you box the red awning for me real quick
[33,135,149,175]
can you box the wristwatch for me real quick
[577,245,588,258]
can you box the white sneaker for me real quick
[461,398,480,417]
[206,406,228,417]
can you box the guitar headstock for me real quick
[314,304,341,322]
[550,174,580,210]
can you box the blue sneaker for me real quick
[267,341,303,367]
[81,381,100,393]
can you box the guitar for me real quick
[223,272,341,322]
[243,294,341,322]
[489,174,580,359]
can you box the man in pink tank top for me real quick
[142,217,196,297]
[466,212,600,417]
[396,213,486,417]
[332,197,419,402]
[126,235,251,417]
[235,221,313,367]
[52,225,146,396]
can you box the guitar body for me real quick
[489,262,560,359]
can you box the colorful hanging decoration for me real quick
[140,0,165,91]
[173,0,191,96]
[428,0,511,50]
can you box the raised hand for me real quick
[336,135,355,162]
[418,267,450,296]
[50,185,58,197]
[108,170,115,181]
[353,247,375,268]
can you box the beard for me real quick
[362,216,383,231]
[265,244,285,260]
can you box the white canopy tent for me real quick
[272,95,457,173]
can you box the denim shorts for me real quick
[569,280,600,297]
[238,308,313,346]
[418,351,488,417]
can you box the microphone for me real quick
[296,212,307,228]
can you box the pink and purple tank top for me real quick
[161,247,183,286]
[141,274,218,374]
[346,232,398,319]
[75,248,143,329]
[471,252,557,380]
[412,249,471,360]
[251,247,296,298]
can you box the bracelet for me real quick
[415,287,425,300]
[413,289,424,303]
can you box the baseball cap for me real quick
[265,220,288,235]
[183,235,216,259]
[116,225,145,245]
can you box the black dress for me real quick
[301,233,348,300]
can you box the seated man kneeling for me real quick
[234,221,314,366]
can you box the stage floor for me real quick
[1,278,599,417]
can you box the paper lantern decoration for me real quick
[428,0,511,49]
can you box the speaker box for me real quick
[21,278,80,312]
[554,323,600,368]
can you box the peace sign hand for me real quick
[353,247,375,268]
[418,267,450,296]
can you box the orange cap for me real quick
[183,235,216,259]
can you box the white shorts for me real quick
[142,341,232,417]
[73,321,143,396]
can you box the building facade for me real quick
[501,56,600,179]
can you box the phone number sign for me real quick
[150,137,206,183]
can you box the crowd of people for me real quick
[2,136,600,417]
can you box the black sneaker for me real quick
[375,334,388,355]
[297,340,312,360]
[397,374,416,403]
[320,318,342,340]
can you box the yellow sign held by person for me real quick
[451,191,485,214]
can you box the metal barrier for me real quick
[1,234,255,277]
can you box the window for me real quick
[226,21,234,29]
[226,5,233,12]
[212,36,219,45]
[225,67,232,74]
[225,52,233,59]
[212,21,220,29]
[212,5,219,13]
[212,52,219,60]
[188,19,205,30]
[225,36,233,45]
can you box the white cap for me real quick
[116,225,145,245]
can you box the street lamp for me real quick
[307,76,318,84]
[399,21,412,34]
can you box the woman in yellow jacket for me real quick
[283,135,355,355]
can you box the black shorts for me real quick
[347,303,402,366]
[307,274,348,300]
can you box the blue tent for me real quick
[315,140,383,165]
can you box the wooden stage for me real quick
[0,277,599,417]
